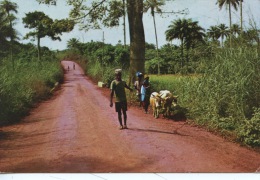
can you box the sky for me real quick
[11,0,260,50]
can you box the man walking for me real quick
[110,69,133,130]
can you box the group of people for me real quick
[134,72,151,114]
[67,63,76,71]
[109,69,151,130]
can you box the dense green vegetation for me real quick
[0,43,63,125]
[149,48,260,147]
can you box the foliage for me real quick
[0,11,10,51]
[237,108,260,146]
[0,58,63,125]
[191,48,259,145]
[147,46,260,146]
[22,11,74,61]
[0,40,63,125]
[22,11,74,40]
[65,40,130,87]
[165,18,205,67]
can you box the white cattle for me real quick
[150,92,162,118]
[159,90,178,118]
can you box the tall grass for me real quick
[0,59,63,125]
[149,48,260,146]
[196,48,260,146]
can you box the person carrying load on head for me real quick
[110,69,133,130]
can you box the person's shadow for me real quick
[128,127,189,137]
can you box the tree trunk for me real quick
[8,12,14,71]
[229,3,232,48]
[240,0,243,34]
[123,0,126,49]
[37,36,41,62]
[181,38,184,68]
[127,0,145,85]
[153,13,160,75]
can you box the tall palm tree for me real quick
[0,11,11,57]
[144,0,165,74]
[231,24,240,37]
[165,18,186,67]
[0,12,9,43]
[165,18,205,67]
[0,0,18,70]
[217,0,239,47]
[218,23,229,47]
[185,20,205,62]
[207,25,221,41]
[67,38,80,49]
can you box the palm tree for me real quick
[185,20,205,62]
[218,23,229,47]
[67,38,80,49]
[231,24,240,37]
[0,11,10,57]
[0,12,9,43]
[144,0,165,74]
[207,25,221,41]
[217,0,239,47]
[0,0,18,70]
[165,18,205,67]
[165,18,186,67]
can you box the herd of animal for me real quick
[149,90,178,119]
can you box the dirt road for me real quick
[0,60,259,173]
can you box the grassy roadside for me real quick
[0,60,63,125]
[148,48,260,147]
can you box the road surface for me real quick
[0,60,259,173]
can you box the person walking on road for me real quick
[134,72,143,107]
[110,69,133,130]
[141,76,151,114]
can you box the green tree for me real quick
[165,18,186,67]
[67,38,80,50]
[185,20,205,62]
[218,23,229,47]
[217,0,239,47]
[143,0,165,74]
[207,25,221,41]
[23,11,74,61]
[0,11,10,57]
[0,0,18,70]
[242,29,260,54]
[231,24,240,37]
[165,18,205,67]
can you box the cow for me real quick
[159,90,178,118]
[150,92,162,118]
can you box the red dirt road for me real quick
[0,60,259,173]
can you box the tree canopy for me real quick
[23,11,74,61]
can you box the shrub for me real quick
[0,59,63,125]
[237,108,260,146]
